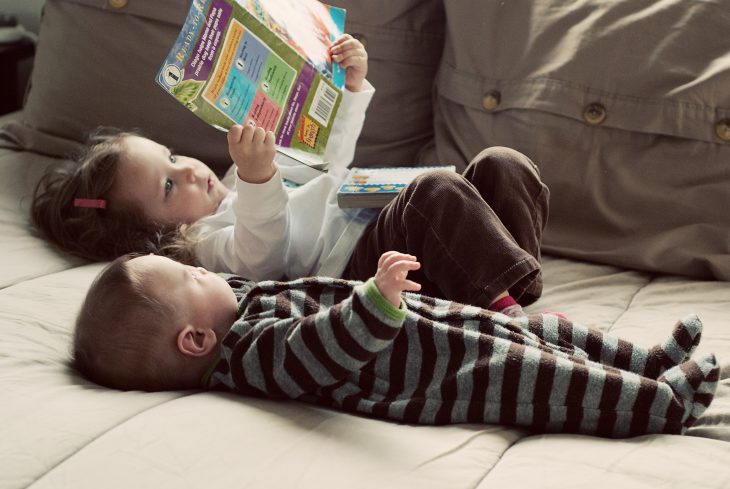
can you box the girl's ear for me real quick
[177,325,217,357]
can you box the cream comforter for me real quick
[1,143,729,489]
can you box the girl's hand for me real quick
[329,34,368,92]
[227,124,277,184]
[374,251,421,307]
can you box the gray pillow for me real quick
[2,0,444,172]
[8,0,232,173]
[329,0,444,167]
[427,0,730,280]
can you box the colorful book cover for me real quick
[242,0,346,89]
[156,0,345,158]
[337,166,457,208]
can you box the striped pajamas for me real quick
[207,276,718,438]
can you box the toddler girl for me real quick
[32,34,548,315]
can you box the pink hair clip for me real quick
[73,198,107,209]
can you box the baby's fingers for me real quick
[394,259,421,273]
[377,250,400,269]
[389,258,421,280]
[384,251,416,265]
[383,254,418,275]
[402,279,422,292]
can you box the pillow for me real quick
[1,0,444,172]
[329,0,445,167]
[12,0,232,170]
[427,0,730,280]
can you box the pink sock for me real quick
[488,296,525,318]
[489,296,517,312]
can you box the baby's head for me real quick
[32,127,228,262]
[73,254,238,391]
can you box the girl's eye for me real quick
[164,178,173,196]
[169,153,177,164]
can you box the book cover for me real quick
[156,0,345,159]
[337,166,457,209]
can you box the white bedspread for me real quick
[1,146,729,489]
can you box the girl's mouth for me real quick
[207,176,214,193]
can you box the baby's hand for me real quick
[227,124,277,184]
[374,251,421,307]
[330,34,368,92]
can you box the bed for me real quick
[2,0,729,488]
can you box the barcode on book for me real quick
[309,80,339,127]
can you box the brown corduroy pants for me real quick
[344,146,549,307]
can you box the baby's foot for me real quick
[644,314,703,378]
[658,352,719,433]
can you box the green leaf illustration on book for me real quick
[171,79,204,106]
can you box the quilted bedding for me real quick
[1,140,729,489]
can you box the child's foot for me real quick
[658,352,719,432]
[499,303,526,318]
[488,295,566,320]
[644,314,703,378]
[685,355,720,429]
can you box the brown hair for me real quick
[73,254,186,391]
[31,127,197,264]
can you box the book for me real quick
[337,166,457,209]
[275,146,327,186]
[156,0,346,164]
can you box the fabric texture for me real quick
[208,275,719,437]
[423,0,730,280]
[3,139,730,485]
[345,147,548,307]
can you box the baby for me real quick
[73,251,719,438]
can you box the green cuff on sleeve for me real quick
[363,278,407,322]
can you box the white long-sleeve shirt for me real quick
[194,81,376,281]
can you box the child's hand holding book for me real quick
[330,33,368,93]
[228,124,278,184]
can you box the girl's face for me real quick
[113,136,229,226]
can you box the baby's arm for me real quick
[374,251,422,307]
[227,124,277,184]
[211,278,407,397]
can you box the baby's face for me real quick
[129,255,238,339]
[112,135,229,226]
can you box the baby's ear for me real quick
[177,325,217,357]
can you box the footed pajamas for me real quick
[206,277,718,438]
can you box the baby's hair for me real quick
[73,254,183,391]
[31,127,197,263]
